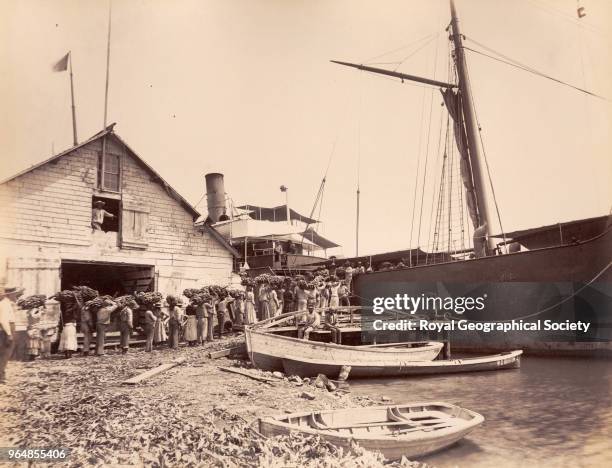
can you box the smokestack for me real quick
[205,173,226,223]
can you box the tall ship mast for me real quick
[332,0,612,356]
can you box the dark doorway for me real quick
[61,260,155,296]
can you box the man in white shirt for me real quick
[91,200,115,231]
[0,286,24,384]
[300,301,320,341]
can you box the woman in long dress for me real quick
[58,301,78,358]
[259,285,271,321]
[183,304,198,345]
[269,288,280,317]
[233,293,244,326]
[153,303,168,345]
[244,287,256,324]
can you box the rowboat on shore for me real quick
[281,350,523,379]
[259,402,484,460]
[245,308,443,372]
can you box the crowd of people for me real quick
[244,260,360,319]
[0,261,363,383]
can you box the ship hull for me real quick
[355,227,612,357]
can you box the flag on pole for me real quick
[52,52,70,72]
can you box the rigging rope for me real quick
[416,88,435,261]
[462,56,507,252]
[432,116,450,255]
[463,39,607,100]
[408,88,426,266]
[425,99,446,261]
[393,33,440,72]
[362,32,438,65]
[193,192,206,210]
[415,28,442,264]
[354,71,364,256]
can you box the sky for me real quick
[1,0,611,257]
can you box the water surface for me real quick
[350,357,612,467]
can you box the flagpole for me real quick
[69,51,78,145]
[101,0,112,188]
[103,0,112,129]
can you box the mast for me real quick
[103,0,112,129]
[101,0,112,188]
[68,52,78,145]
[356,186,360,256]
[449,0,493,252]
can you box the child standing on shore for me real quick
[26,307,42,360]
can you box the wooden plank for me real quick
[208,344,246,359]
[218,366,276,384]
[122,357,186,385]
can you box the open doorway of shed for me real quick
[61,260,155,296]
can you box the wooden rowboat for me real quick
[281,350,523,379]
[259,402,484,460]
[245,308,443,371]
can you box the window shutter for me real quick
[121,202,149,250]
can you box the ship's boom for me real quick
[330,60,457,89]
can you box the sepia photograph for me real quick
[0,0,611,466]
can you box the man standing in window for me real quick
[92,200,115,231]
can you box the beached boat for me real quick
[259,402,484,460]
[281,350,522,379]
[244,309,443,372]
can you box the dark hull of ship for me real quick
[354,227,612,357]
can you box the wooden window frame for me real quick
[98,150,122,193]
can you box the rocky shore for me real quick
[0,335,429,467]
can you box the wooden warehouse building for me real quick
[0,124,240,299]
